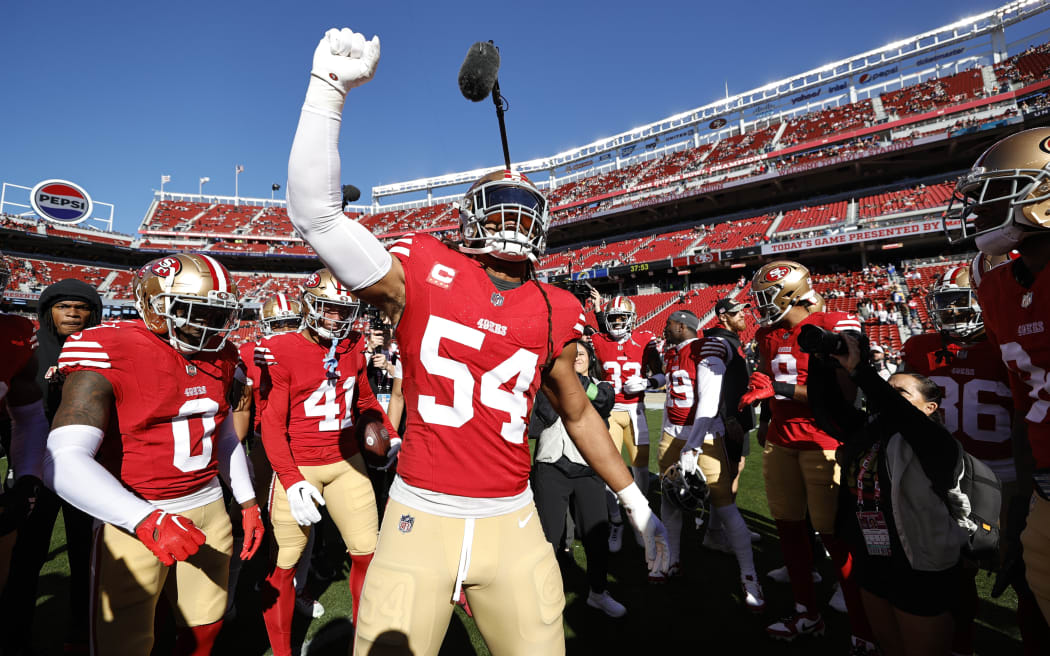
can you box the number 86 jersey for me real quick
[57,321,240,502]
[390,234,585,498]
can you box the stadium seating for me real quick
[779,100,875,146]
[856,182,954,219]
[777,201,849,233]
[880,69,985,119]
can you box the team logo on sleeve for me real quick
[29,179,93,225]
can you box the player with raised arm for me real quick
[41,253,264,656]
[257,269,393,655]
[286,27,667,656]
[0,253,50,594]
[740,261,875,654]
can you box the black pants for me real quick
[0,486,93,649]
[531,460,610,594]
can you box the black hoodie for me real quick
[35,279,103,420]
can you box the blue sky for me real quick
[1,0,1041,234]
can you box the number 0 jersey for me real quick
[257,330,391,488]
[900,332,1014,480]
[0,313,37,403]
[976,258,1050,470]
[756,311,861,450]
[56,321,239,502]
[591,329,657,408]
[390,234,585,498]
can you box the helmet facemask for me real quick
[152,292,241,353]
[604,311,634,340]
[459,177,549,263]
[303,292,359,341]
[661,463,710,513]
[945,167,1050,253]
[927,288,983,341]
[260,314,304,337]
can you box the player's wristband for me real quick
[585,382,599,401]
[772,382,795,399]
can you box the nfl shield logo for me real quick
[491,292,504,307]
[1023,291,1034,308]
[186,364,198,376]
[398,514,415,533]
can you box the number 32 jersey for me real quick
[57,321,239,501]
[390,234,585,498]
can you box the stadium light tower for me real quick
[199,176,210,195]
[271,183,281,200]
[235,164,244,205]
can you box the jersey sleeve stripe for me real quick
[833,320,862,332]
[64,341,104,348]
[389,246,410,257]
[59,351,112,360]
[58,360,112,369]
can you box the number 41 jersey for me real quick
[57,321,240,502]
[390,234,585,498]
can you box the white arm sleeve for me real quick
[682,357,726,453]
[216,413,255,505]
[287,99,392,292]
[43,425,155,533]
[9,400,48,480]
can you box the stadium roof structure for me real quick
[371,0,1050,202]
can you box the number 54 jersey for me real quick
[390,234,585,498]
[56,321,240,502]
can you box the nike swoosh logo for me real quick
[518,511,534,528]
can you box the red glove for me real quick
[240,504,265,560]
[134,509,207,566]
[738,371,775,411]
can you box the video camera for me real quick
[797,324,868,358]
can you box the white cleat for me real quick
[766,565,821,584]
[586,590,627,618]
[742,574,766,613]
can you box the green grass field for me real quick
[30,410,1023,654]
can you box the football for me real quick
[356,411,392,466]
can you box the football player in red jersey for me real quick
[590,295,663,550]
[257,269,394,655]
[41,253,264,656]
[945,126,1050,633]
[740,261,874,653]
[286,27,667,656]
[657,310,764,608]
[0,253,50,594]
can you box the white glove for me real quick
[679,448,700,476]
[623,375,647,394]
[286,481,326,526]
[305,27,381,114]
[379,437,402,472]
[617,482,670,576]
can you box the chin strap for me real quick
[324,337,341,381]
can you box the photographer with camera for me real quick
[740,261,874,653]
[814,329,970,656]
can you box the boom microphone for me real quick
[342,184,361,209]
[458,41,501,102]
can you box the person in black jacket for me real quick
[529,339,623,617]
[0,279,101,654]
[817,332,968,656]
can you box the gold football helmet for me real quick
[749,261,818,326]
[458,169,549,263]
[603,296,636,339]
[134,253,241,353]
[945,127,1050,254]
[928,265,983,341]
[301,268,359,341]
[259,293,304,337]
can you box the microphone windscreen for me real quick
[342,185,362,203]
[458,42,501,102]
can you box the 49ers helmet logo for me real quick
[765,266,791,282]
[1039,135,1050,155]
[305,272,321,288]
[151,257,182,277]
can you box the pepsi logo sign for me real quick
[150,257,182,277]
[765,266,791,282]
[30,179,93,225]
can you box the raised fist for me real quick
[311,27,380,97]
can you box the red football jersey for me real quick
[0,314,36,404]
[664,337,730,427]
[389,234,585,498]
[591,329,658,406]
[756,311,862,450]
[901,332,1013,473]
[258,331,391,488]
[239,340,264,434]
[976,260,1050,469]
[57,321,239,501]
